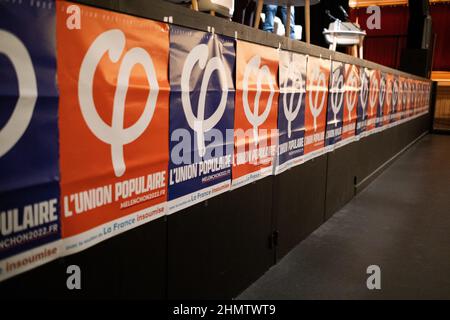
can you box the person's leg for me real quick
[280,6,296,39]
[289,6,296,39]
[243,0,255,26]
[262,5,277,33]
[232,0,251,24]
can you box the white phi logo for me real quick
[402,81,407,106]
[243,55,275,145]
[309,66,327,131]
[329,67,344,126]
[392,79,398,113]
[0,30,37,158]
[346,69,359,120]
[359,70,369,120]
[181,43,228,157]
[397,81,402,110]
[418,84,421,106]
[420,84,423,107]
[379,76,386,114]
[369,73,378,115]
[281,58,305,138]
[420,84,425,107]
[418,84,421,107]
[407,82,411,106]
[78,29,159,177]
[385,79,392,110]
[419,84,424,106]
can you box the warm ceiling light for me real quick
[349,0,448,8]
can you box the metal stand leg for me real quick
[192,0,198,11]
[330,36,337,51]
[359,37,364,59]
[254,0,263,28]
[305,0,310,43]
[285,5,292,38]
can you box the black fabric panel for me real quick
[0,216,167,299]
[325,142,358,220]
[232,177,275,296]
[167,177,274,299]
[274,155,327,261]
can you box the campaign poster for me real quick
[422,82,428,114]
[417,81,423,115]
[400,78,408,120]
[415,80,423,116]
[415,81,421,115]
[403,78,410,120]
[398,77,406,120]
[0,0,60,281]
[337,64,361,147]
[383,73,392,127]
[400,77,406,121]
[304,56,330,160]
[405,78,413,118]
[424,82,430,114]
[412,81,416,113]
[366,69,379,133]
[418,82,422,115]
[411,80,418,115]
[168,26,235,213]
[411,79,417,117]
[57,2,169,255]
[419,82,426,114]
[421,82,430,115]
[275,51,306,175]
[390,75,400,124]
[376,71,386,129]
[398,77,403,122]
[324,60,344,150]
[408,79,415,117]
[418,82,422,114]
[232,41,278,188]
[419,81,425,115]
[356,67,369,137]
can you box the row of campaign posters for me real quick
[0,1,431,281]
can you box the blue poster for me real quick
[168,26,235,214]
[390,75,399,123]
[356,67,369,136]
[325,60,344,149]
[400,78,408,119]
[0,0,60,281]
[376,72,386,128]
[275,51,306,175]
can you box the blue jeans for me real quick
[262,5,295,39]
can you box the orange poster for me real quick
[57,2,169,254]
[391,75,400,123]
[366,69,379,133]
[404,79,413,118]
[383,73,393,126]
[413,80,419,115]
[304,56,330,159]
[232,41,279,188]
[342,64,360,142]
[398,77,406,120]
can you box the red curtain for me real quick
[350,3,450,71]
[430,3,450,71]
